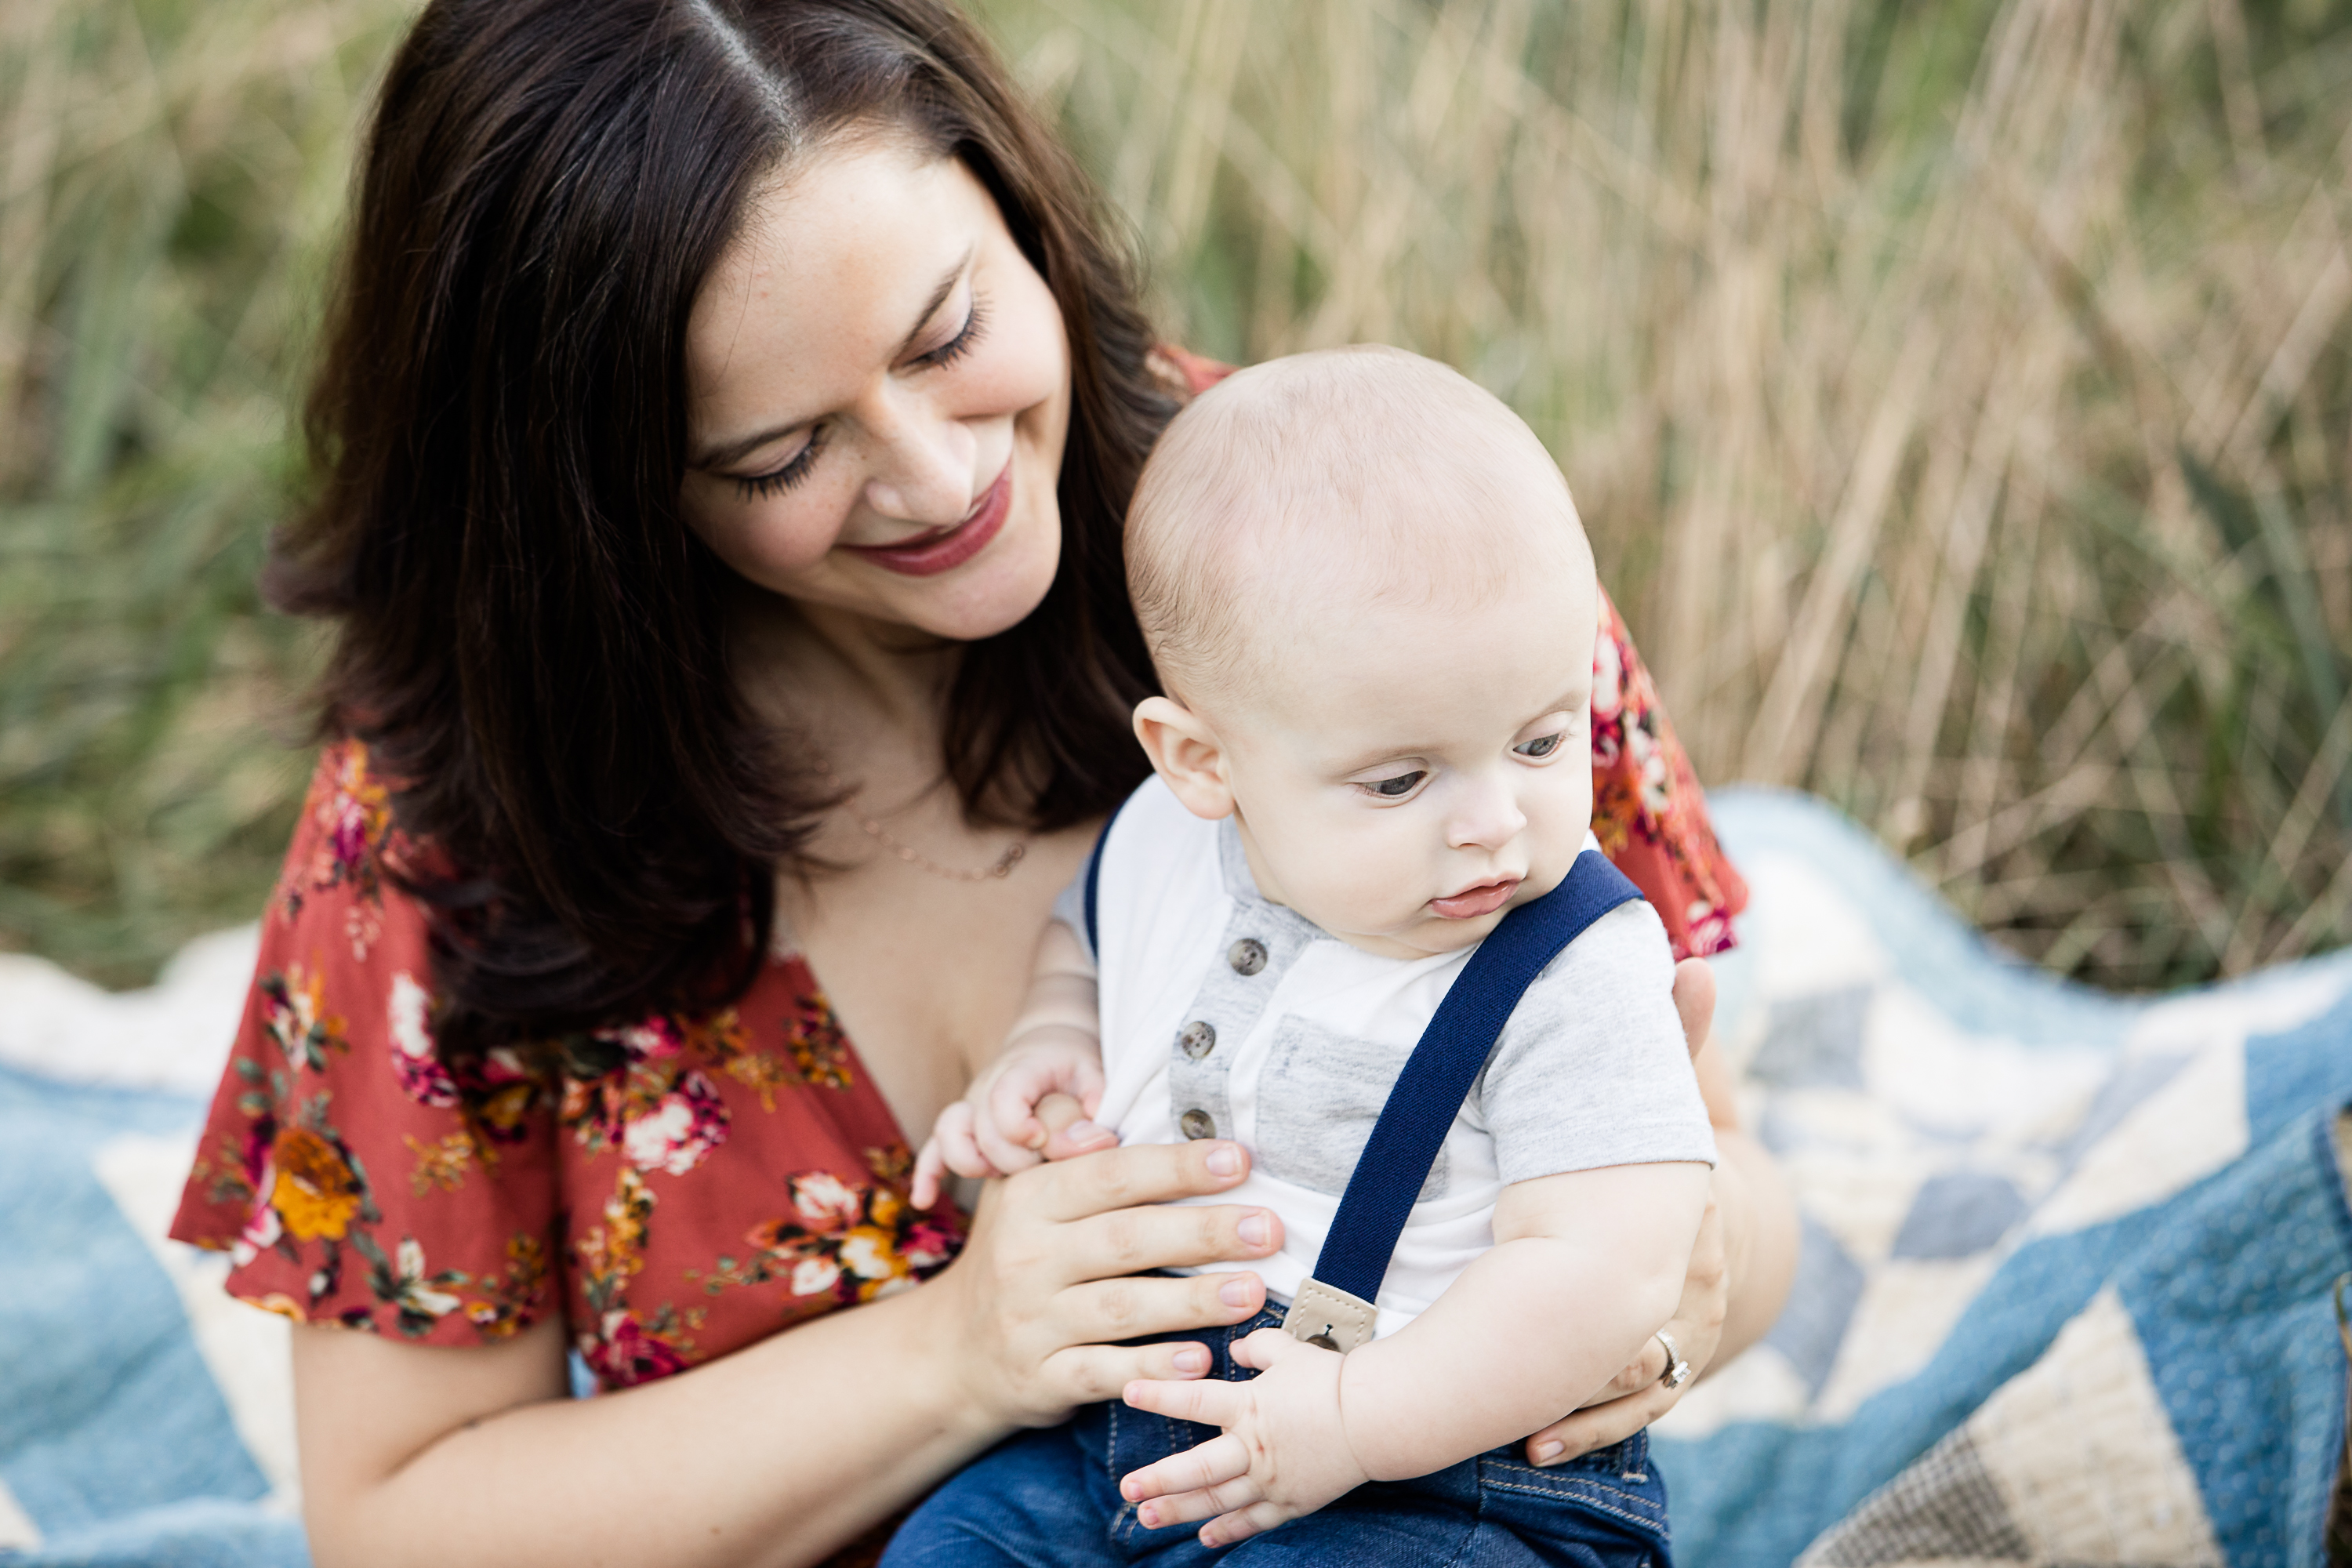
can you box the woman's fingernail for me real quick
[1239,1213,1271,1247]
[1206,1144,1241,1177]
[1067,1120,1112,1145]
[1174,1346,1208,1372]
[1219,1277,1253,1308]
[1535,1440,1565,1465]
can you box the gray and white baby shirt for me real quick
[1058,777,1716,1339]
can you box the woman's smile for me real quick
[841,461,1011,576]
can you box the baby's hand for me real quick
[909,1035,1110,1209]
[1118,1329,1371,1547]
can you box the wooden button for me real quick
[1179,1109,1217,1139]
[1177,1020,1218,1059]
[1227,938,1269,976]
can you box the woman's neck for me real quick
[731,581,960,768]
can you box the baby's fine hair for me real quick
[1126,345,1585,705]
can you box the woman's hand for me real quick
[931,1131,1286,1432]
[1522,956,1798,1465]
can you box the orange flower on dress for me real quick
[270,1126,365,1241]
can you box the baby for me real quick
[889,347,1714,1566]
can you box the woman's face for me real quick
[681,130,1072,643]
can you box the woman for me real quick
[169,2,1797,1564]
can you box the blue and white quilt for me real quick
[1,790,2346,1566]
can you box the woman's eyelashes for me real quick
[735,426,828,501]
[913,293,988,369]
[728,296,989,503]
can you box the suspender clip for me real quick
[1281,1277,1378,1354]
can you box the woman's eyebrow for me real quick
[688,250,973,473]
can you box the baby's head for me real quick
[1127,346,1599,959]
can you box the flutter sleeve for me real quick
[169,741,562,1342]
[1590,587,1749,959]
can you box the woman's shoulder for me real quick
[1148,345,1236,402]
[267,737,420,944]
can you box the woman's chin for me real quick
[886,524,1062,644]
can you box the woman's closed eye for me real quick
[912,292,989,370]
[727,296,989,503]
[733,427,829,501]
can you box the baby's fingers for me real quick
[1118,1432,1252,1507]
[931,1103,1000,1182]
[1122,1374,1242,1430]
[910,1138,947,1211]
[972,1110,1049,1178]
[1200,1501,1294,1549]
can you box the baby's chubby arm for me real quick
[911,920,1110,1210]
[1117,1160,1711,1547]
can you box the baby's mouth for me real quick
[1429,877,1520,920]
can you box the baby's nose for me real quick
[1445,779,1529,848]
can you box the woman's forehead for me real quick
[686,136,985,420]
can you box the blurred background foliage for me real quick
[2,0,2348,990]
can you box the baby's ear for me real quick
[1132,697,1236,820]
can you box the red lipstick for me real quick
[840,463,1012,577]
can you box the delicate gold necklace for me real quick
[818,765,1029,883]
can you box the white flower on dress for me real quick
[789,1257,842,1298]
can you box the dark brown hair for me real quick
[271,0,1171,1054]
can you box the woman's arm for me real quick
[296,1138,1287,1568]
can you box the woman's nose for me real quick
[1446,775,1528,850]
[861,397,978,524]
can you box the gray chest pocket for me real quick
[1254,1017,1449,1201]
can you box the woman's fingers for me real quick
[1056,1270,1265,1344]
[1671,956,1717,1061]
[1119,1433,1254,1507]
[1033,1091,1119,1160]
[1029,1137,1259,1225]
[1057,1198,1282,1283]
[1526,1379,1682,1465]
[1575,1334,1671,1406]
[1034,1338,1211,1406]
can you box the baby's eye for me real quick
[1514,733,1566,759]
[1363,771,1426,799]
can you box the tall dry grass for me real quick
[983,0,2352,989]
[2,0,2347,989]
[0,0,406,982]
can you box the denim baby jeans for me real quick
[880,1301,1673,1568]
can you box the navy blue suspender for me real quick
[1081,808,1644,1353]
[1285,850,1642,1349]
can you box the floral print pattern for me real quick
[693,1171,961,1316]
[1588,589,1748,959]
[173,740,960,1381]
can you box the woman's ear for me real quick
[1133,696,1236,820]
